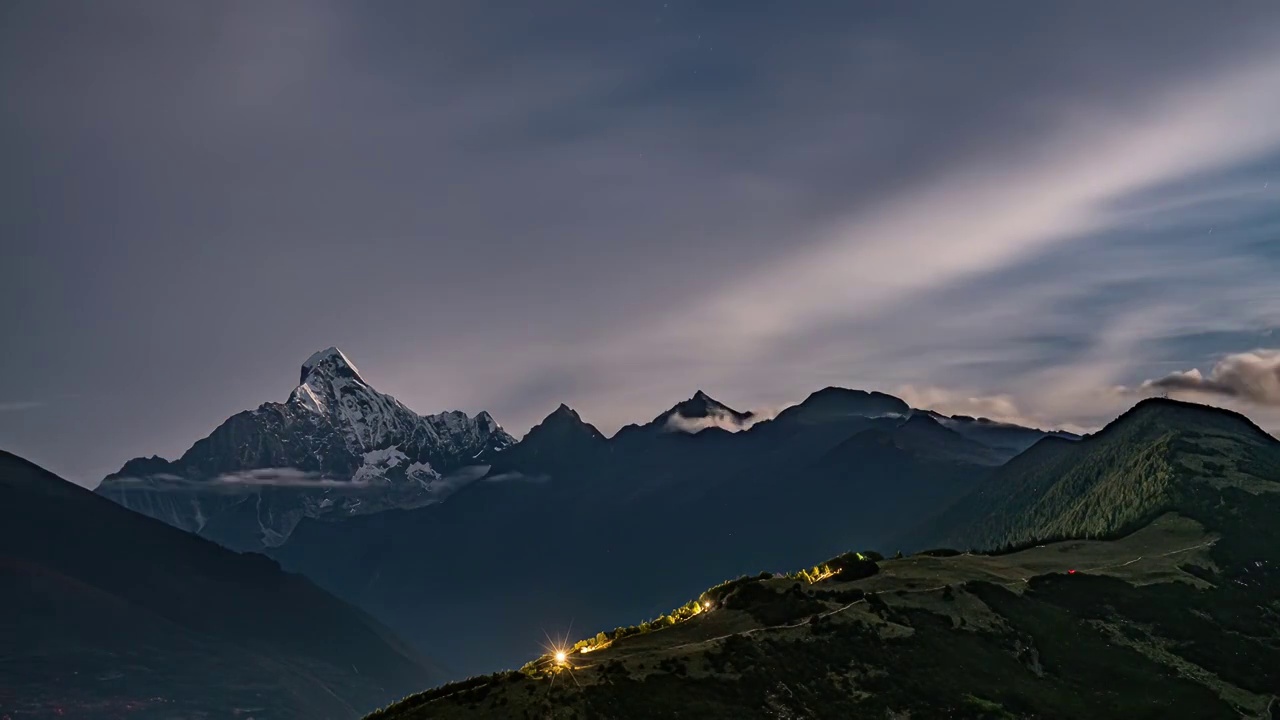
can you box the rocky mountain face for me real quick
[95,348,513,550]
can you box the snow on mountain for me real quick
[96,347,514,550]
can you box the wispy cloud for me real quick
[896,385,1096,435]
[8,3,1280,483]
[457,37,1280,439]
[0,401,43,412]
[483,471,549,484]
[109,468,372,492]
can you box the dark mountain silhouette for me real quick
[918,409,1081,455]
[271,387,1054,676]
[368,399,1280,720]
[485,404,608,476]
[773,387,910,424]
[0,450,437,719]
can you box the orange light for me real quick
[554,650,567,664]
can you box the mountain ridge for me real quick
[909,396,1280,553]
[363,398,1280,720]
[271,382,1053,676]
[92,346,1079,561]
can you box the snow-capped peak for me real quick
[99,346,516,549]
[300,346,365,386]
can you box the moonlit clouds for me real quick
[3,2,1280,485]
[1142,350,1280,406]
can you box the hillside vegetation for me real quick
[920,398,1280,551]
[369,510,1278,719]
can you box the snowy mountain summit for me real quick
[96,347,514,549]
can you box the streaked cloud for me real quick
[4,3,1280,484]
[0,401,43,412]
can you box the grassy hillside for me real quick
[367,511,1278,719]
[0,451,438,719]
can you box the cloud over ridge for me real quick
[1141,349,1280,405]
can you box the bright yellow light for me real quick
[703,601,713,610]
[554,650,567,664]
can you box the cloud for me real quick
[1140,349,1280,405]
[0,401,43,412]
[465,35,1280,441]
[664,406,787,435]
[897,386,1025,424]
[106,464,498,497]
[659,49,1280,359]
[211,468,368,487]
[108,468,374,492]
[8,3,1280,485]
[440,464,491,485]
[483,471,550,484]
[895,384,1104,436]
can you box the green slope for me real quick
[921,398,1280,552]
[367,511,1279,719]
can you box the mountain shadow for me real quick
[0,450,438,719]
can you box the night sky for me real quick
[3,1,1280,487]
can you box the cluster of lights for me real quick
[528,559,875,684]
[533,598,718,680]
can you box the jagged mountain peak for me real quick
[664,390,750,422]
[474,410,503,435]
[98,346,516,549]
[300,346,365,386]
[528,404,603,439]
